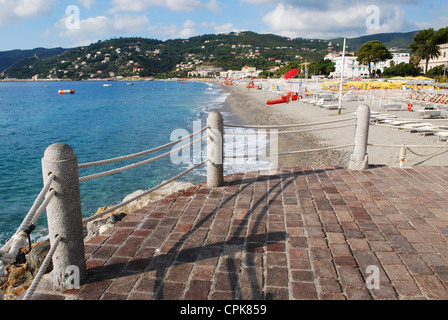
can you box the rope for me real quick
[22,234,63,301]
[1,173,55,253]
[78,126,209,169]
[82,160,208,224]
[278,123,356,135]
[368,143,448,149]
[224,123,356,136]
[272,144,355,156]
[79,135,207,183]
[405,144,448,157]
[0,234,25,264]
[223,117,356,129]
[372,123,448,132]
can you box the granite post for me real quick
[348,104,370,171]
[41,143,86,290]
[207,111,224,188]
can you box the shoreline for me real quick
[219,82,448,167]
[219,83,351,168]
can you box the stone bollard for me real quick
[41,143,86,290]
[348,104,370,171]
[207,111,224,188]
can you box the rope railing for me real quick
[22,234,62,301]
[223,116,356,129]
[78,126,209,169]
[2,107,368,299]
[1,121,213,300]
[82,160,208,224]
[0,173,57,300]
[1,173,55,258]
[273,144,355,157]
[224,123,356,136]
[79,134,207,183]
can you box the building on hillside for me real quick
[188,66,223,77]
[419,43,448,72]
[220,66,262,79]
[328,52,411,79]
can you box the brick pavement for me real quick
[31,166,448,300]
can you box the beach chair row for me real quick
[368,112,448,141]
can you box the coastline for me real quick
[219,83,351,168]
[219,82,448,167]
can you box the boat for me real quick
[58,89,75,94]
[266,92,299,105]
[103,84,112,87]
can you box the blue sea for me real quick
[0,80,247,244]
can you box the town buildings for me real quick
[327,52,411,79]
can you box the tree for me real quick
[357,41,393,77]
[434,27,448,45]
[308,59,335,76]
[383,62,421,77]
[409,28,442,74]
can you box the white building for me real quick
[329,56,370,79]
[328,52,411,78]
[220,66,262,79]
[420,43,448,72]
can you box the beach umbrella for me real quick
[284,69,298,80]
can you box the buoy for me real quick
[58,89,75,94]
[407,103,413,112]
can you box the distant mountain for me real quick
[332,31,419,52]
[0,47,67,73]
[0,31,418,80]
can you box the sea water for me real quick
[0,80,271,244]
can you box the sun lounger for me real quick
[399,122,434,130]
[417,110,442,118]
[321,104,340,110]
[383,104,403,111]
[382,120,418,126]
[435,132,448,141]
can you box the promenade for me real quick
[31,165,448,300]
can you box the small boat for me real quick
[127,83,134,86]
[58,89,75,94]
[103,84,112,87]
[266,92,298,105]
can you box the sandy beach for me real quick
[220,82,448,168]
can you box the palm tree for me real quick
[417,38,441,74]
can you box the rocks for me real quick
[27,241,52,276]
[1,180,195,299]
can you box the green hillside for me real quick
[0,31,417,80]
[0,47,67,73]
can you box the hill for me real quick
[0,31,416,80]
[333,31,419,52]
[0,47,67,73]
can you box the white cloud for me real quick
[201,22,241,34]
[78,0,96,9]
[0,0,55,25]
[147,19,199,39]
[109,0,221,13]
[56,13,149,43]
[261,2,411,39]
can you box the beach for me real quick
[220,83,448,168]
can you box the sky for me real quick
[0,0,447,51]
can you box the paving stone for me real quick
[30,166,448,301]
